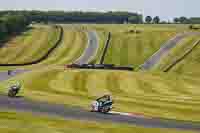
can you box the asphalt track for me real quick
[140,32,200,70]
[0,31,200,131]
[0,95,200,131]
[74,31,99,64]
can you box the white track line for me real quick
[110,111,150,119]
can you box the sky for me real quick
[0,0,200,21]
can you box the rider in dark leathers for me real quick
[8,82,21,97]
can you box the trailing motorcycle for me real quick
[8,82,21,97]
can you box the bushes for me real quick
[0,11,143,24]
[0,14,30,41]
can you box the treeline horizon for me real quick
[0,10,199,44]
[0,10,200,24]
[0,13,30,42]
[0,10,143,24]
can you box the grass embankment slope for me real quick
[153,33,200,75]
[0,25,60,64]
[1,24,200,130]
[0,25,88,70]
[0,111,196,133]
[1,24,200,122]
[37,25,87,65]
[89,24,189,66]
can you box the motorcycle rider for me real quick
[96,95,113,111]
[8,70,12,75]
[8,81,21,97]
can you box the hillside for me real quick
[1,24,200,130]
[1,68,200,122]
[0,25,61,64]
[89,24,189,66]
[153,34,200,75]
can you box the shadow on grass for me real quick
[0,26,34,48]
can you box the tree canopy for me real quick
[0,13,29,41]
[0,11,143,24]
[153,16,160,24]
[145,16,152,23]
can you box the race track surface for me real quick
[0,95,200,131]
[140,32,200,70]
[74,31,99,64]
[0,70,27,81]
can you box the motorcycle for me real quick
[8,82,21,98]
[91,95,113,113]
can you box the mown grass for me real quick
[0,25,60,64]
[153,32,200,76]
[0,25,88,70]
[0,111,197,133]
[159,35,200,76]
[1,68,200,122]
[105,31,177,66]
[40,25,87,65]
[86,24,188,67]
[1,24,200,126]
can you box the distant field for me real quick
[87,24,189,67]
[0,24,190,68]
[0,111,195,133]
[1,67,200,122]
[153,34,200,73]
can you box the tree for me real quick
[153,16,160,24]
[0,14,29,41]
[179,16,188,24]
[173,17,180,23]
[128,15,143,24]
[189,17,200,24]
[145,16,152,23]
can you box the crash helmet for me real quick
[104,94,111,100]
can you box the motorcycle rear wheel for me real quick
[101,106,111,113]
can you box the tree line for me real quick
[173,17,200,24]
[0,11,143,41]
[0,13,30,41]
[0,11,200,42]
[0,11,143,24]
[145,16,200,24]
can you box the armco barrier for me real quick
[0,25,63,66]
[67,64,133,71]
[100,32,111,64]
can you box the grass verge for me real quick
[0,110,197,133]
